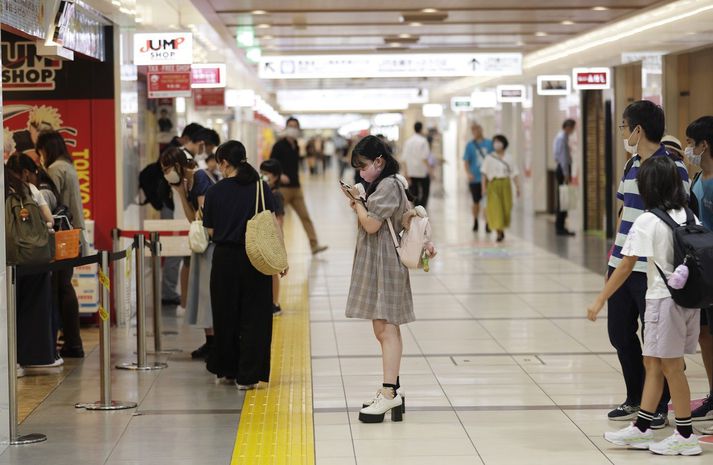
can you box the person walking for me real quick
[589,156,702,456]
[605,100,690,427]
[36,131,85,358]
[685,116,713,430]
[402,122,431,208]
[463,122,493,232]
[481,135,521,243]
[554,119,577,236]
[270,117,328,255]
[343,135,415,423]
[203,140,281,389]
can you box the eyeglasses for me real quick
[617,124,629,131]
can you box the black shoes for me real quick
[191,343,212,360]
[473,219,479,232]
[692,395,713,421]
[161,297,181,306]
[496,232,505,242]
[273,304,283,316]
[608,402,640,421]
[59,346,85,358]
[556,229,576,236]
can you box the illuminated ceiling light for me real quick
[390,42,402,47]
[411,22,422,27]
[515,41,525,46]
[111,0,121,5]
[592,6,609,11]
[261,35,274,40]
[535,32,548,37]
[135,16,143,23]
[421,8,438,13]
[561,20,575,25]
[252,10,267,15]
[399,33,412,39]
[256,23,271,29]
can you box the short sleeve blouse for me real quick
[366,178,402,221]
[188,170,215,210]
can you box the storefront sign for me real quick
[191,64,226,88]
[536,75,571,96]
[450,96,472,112]
[133,32,193,66]
[572,67,611,90]
[497,85,526,103]
[194,87,225,108]
[147,65,192,98]
[259,53,522,79]
[1,40,64,91]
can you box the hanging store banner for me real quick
[259,53,522,79]
[2,30,116,250]
[194,87,225,108]
[147,65,192,98]
[572,67,611,90]
[133,32,193,66]
[497,85,527,103]
[191,63,226,88]
[536,75,571,96]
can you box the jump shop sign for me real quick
[2,31,117,250]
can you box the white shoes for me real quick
[24,356,64,368]
[363,390,405,413]
[604,425,702,456]
[237,383,258,391]
[649,431,702,456]
[604,423,653,449]
[359,390,403,423]
[16,365,25,378]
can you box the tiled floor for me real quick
[4,172,713,464]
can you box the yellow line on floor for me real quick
[231,257,315,465]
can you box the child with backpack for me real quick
[587,156,703,456]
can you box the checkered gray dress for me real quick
[346,177,414,325]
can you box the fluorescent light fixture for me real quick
[372,113,404,126]
[411,22,422,27]
[470,90,497,108]
[256,23,271,29]
[422,104,443,118]
[338,119,371,137]
[399,33,413,39]
[497,85,527,103]
[592,6,609,11]
[252,10,267,14]
[537,75,571,95]
[572,67,611,90]
[535,32,548,37]
[421,8,438,13]
[561,20,575,25]
[277,88,428,112]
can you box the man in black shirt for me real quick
[270,117,327,254]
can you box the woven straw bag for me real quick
[245,180,288,275]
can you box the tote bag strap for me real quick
[254,180,267,215]
[386,218,400,250]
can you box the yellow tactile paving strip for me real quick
[231,257,315,465]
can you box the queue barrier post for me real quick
[75,252,137,411]
[116,234,166,371]
[112,228,126,328]
[147,232,181,355]
[6,266,47,445]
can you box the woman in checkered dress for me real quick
[343,135,414,423]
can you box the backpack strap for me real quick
[650,208,682,231]
[683,207,696,226]
[386,218,400,250]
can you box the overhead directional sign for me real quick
[259,53,522,79]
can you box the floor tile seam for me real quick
[559,409,617,465]
[311,316,610,323]
[313,404,626,413]
[311,351,619,360]
[404,324,485,463]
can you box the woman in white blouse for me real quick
[481,134,521,242]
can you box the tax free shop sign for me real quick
[133,32,193,66]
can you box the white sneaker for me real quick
[697,424,713,435]
[649,431,702,456]
[236,383,257,391]
[25,356,64,368]
[358,390,403,423]
[604,423,654,449]
[16,365,25,378]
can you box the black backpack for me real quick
[139,161,174,211]
[651,207,713,308]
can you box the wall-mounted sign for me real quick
[496,85,526,103]
[133,32,193,66]
[450,96,472,112]
[572,67,610,90]
[259,53,522,79]
[147,65,192,99]
[1,40,64,91]
[470,90,497,108]
[191,63,226,88]
[194,87,225,108]
[536,75,571,96]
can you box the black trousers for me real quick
[555,165,568,232]
[208,244,273,384]
[17,273,55,366]
[607,267,670,411]
[409,176,431,209]
[52,268,83,350]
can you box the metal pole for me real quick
[112,228,124,328]
[147,232,181,355]
[6,266,46,444]
[76,252,136,410]
[116,235,166,370]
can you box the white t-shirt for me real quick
[28,183,48,207]
[402,133,430,178]
[621,208,699,299]
[481,152,519,180]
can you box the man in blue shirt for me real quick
[463,122,493,232]
[554,119,576,236]
[685,116,713,429]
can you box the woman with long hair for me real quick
[202,140,281,389]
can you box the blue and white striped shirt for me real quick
[608,145,691,273]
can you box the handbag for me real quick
[245,180,288,275]
[559,184,578,211]
[188,208,210,253]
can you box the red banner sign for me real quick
[191,64,226,88]
[572,68,610,90]
[147,65,192,99]
[194,87,225,108]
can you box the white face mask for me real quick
[493,141,504,152]
[164,168,181,185]
[623,127,640,154]
[285,127,300,139]
[685,146,703,167]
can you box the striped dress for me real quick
[608,145,691,273]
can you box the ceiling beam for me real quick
[216,6,638,14]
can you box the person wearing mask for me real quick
[193,128,221,170]
[481,135,521,243]
[259,159,286,316]
[36,131,85,358]
[605,100,690,428]
[203,140,282,389]
[270,117,327,255]
[684,116,713,431]
[160,147,217,360]
[463,122,493,232]
[205,154,222,182]
[344,135,425,424]
[401,122,431,208]
[554,119,577,236]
